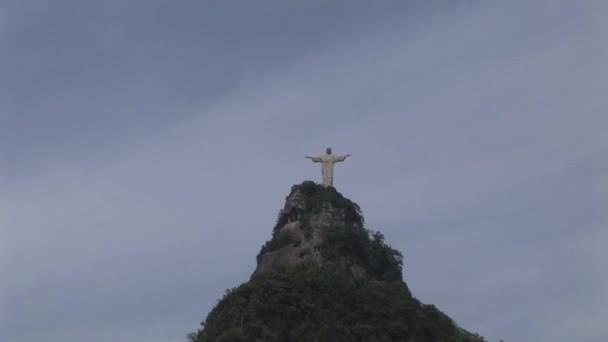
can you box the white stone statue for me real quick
[306,147,351,187]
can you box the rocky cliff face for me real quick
[189,181,485,342]
[255,183,365,277]
[254,181,404,283]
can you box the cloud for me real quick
[1,1,606,341]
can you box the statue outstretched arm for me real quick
[333,154,351,163]
[306,155,323,163]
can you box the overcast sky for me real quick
[1,1,607,341]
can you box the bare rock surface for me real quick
[254,182,368,279]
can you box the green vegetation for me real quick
[320,225,404,282]
[190,181,485,341]
[188,265,484,342]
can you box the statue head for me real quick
[326,147,332,154]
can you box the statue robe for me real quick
[308,153,348,187]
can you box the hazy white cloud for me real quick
[1,1,606,342]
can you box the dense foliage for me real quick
[188,265,484,342]
[321,226,404,282]
[190,181,485,341]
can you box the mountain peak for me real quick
[189,181,486,342]
[254,181,403,283]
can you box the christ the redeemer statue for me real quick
[306,147,351,187]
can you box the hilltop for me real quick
[188,181,485,342]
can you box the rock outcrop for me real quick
[254,182,367,278]
[189,181,485,342]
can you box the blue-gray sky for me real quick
[1,1,606,341]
